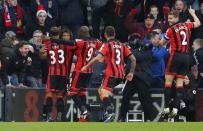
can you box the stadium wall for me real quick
[0,87,203,122]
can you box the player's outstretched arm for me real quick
[126,54,136,81]
[188,6,201,28]
[81,53,104,72]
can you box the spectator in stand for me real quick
[149,5,163,27]
[145,0,166,19]
[57,0,86,39]
[17,0,32,22]
[0,0,27,40]
[0,31,18,73]
[0,53,9,88]
[0,1,3,39]
[61,27,73,41]
[191,39,203,89]
[191,1,203,42]
[5,41,30,87]
[92,0,133,42]
[26,5,51,39]
[0,31,18,86]
[85,0,108,38]
[125,12,159,40]
[26,30,44,88]
[30,0,59,26]
[148,32,169,89]
[172,0,193,22]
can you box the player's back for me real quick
[75,38,102,72]
[167,22,193,53]
[100,40,132,78]
[45,39,75,76]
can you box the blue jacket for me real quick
[151,46,169,77]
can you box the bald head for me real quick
[79,26,90,38]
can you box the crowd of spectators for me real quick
[0,0,202,93]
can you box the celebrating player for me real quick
[69,26,102,122]
[159,6,201,118]
[81,26,136,122]
[40,29,75,121]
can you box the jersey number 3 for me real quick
[49,49,65,64]
[115,49,121,65]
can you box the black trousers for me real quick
[120,77,153,121]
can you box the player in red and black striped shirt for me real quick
[81,26,136,122]
[159,7,201,118]
[69,26,102,122]
[41,35,75,121]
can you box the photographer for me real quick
[119,33,153,121]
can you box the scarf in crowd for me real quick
[114,2,123,17]
[3,2,23,34]
[4,3,23,34]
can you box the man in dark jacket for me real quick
[26,30,44,88]
[5,41,30,87]
[191,1,203,43]
[119,34,153,122]
[0,54,9,87]
[191,39,203,89]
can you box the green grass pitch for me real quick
[1,122,203,131]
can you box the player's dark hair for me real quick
[168,10,179,18]
[15,41,29,50]
[49,26,61,36]
[79,26,90,38]
[104,26,115,37]
[61,27,73,40]
[148,31,159,39]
